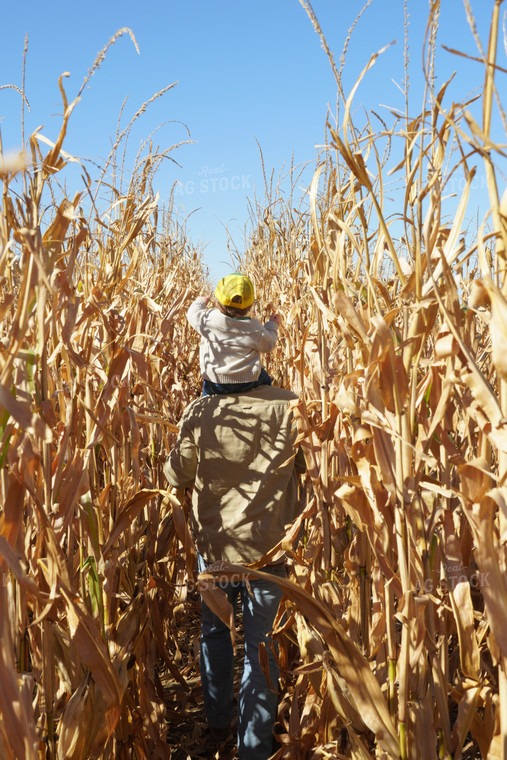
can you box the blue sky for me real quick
[1,0,501,280]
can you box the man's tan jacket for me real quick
[163,385,306,564]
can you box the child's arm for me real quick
[257,313,281,353]
[186,296,210,335]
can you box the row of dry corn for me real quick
[232,3,507,758]
[0,71,211,758]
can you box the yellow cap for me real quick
[215,273,255,309]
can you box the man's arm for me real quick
[163,419,198,489]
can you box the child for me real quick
[187,273,280,396]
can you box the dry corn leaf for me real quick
[462,490,507,660]
[451,683,481,757]
[197,574,236,650]
[102,488,162,555]
[472,280,507,381]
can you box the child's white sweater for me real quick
[187,297,279,383]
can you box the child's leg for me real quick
[202,379,218,396]
[257,368,272,386]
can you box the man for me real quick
[163,384,305,760]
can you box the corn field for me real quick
[1,2,507,758]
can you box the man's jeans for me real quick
[197,555,285,760]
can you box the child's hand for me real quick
[270,313,281,326]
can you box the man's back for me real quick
[164,385,305,564]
